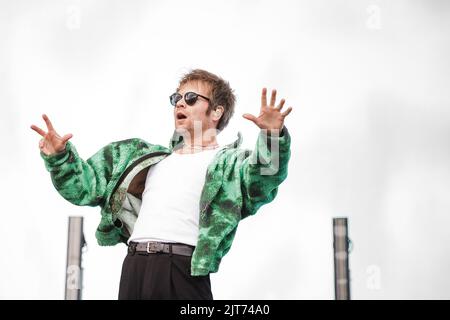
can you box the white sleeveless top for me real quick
[128,147,220,246]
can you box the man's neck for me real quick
[176,131,219,154]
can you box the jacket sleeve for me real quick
[239,126,291,219]
[40,141,115,207]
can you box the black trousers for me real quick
[118,249,213,300]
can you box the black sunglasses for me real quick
[170,91,210,106]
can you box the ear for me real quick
[213,106,224,121]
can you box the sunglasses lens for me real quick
[170,93,181,106]
[184,92,198,106]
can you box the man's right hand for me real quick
[31,114,73,156]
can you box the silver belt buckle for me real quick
[146,242,160,253]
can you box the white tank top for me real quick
[128,147,220,246]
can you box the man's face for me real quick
[173,81,217,135]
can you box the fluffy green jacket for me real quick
[41,127,291,276]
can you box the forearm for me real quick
[41,141,110,206]
[246,126,290,176]
[240,126,291,218]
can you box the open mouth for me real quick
[176,113,187,120]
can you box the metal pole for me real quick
[333,217,351,300]
[65,216,86,300]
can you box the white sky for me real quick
[1,0,450,299]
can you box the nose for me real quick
[175,98,187,109]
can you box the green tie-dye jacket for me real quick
[41,126,291,276]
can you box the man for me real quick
[31,69,293,300]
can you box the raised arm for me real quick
[31,114,112,207]
[240,88,293,218]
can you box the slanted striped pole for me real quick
[65,216,86,300]
[333,217,351,300]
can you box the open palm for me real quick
[242,88,293,134]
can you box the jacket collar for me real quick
[168,130,243,151]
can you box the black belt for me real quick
[128,241,194,257]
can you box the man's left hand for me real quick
[242,88,293,135]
